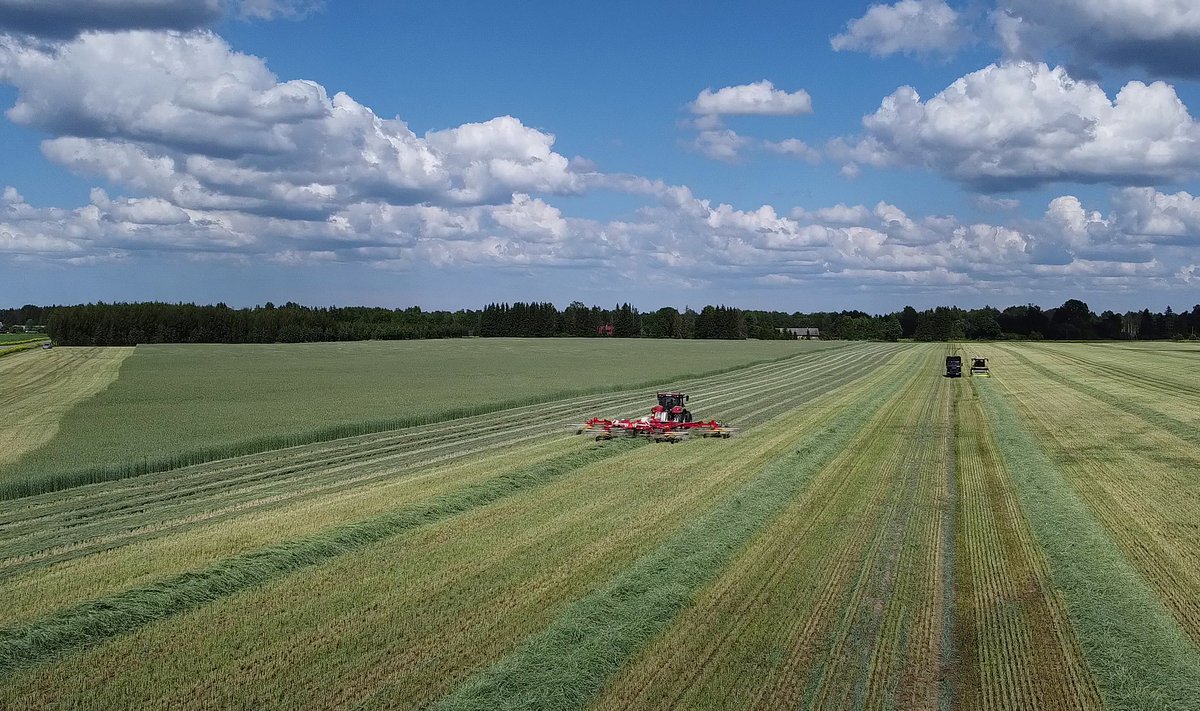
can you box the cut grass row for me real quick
[992,344,1200,645]
[1014,342,1200,435]
[583,347,949,710]
[0,347,916,709]
[0,440,646,675]
[0,345,907,639]
[0,343,41,358]
[2,339,832,496]
[0,344,896,578]
[975,370,1200,710]
[952,377,1100,710]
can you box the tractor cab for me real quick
[970,358,990,377]
[945,356,962,378]
[656,392,692,423]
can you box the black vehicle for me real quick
[945,355,962,378]
[656,392,693,422]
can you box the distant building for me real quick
[779,327,820,340]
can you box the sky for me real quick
[1,0,1199,314]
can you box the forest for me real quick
[3,299,1199,345]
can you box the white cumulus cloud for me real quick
[690,80,812,116]
[835,62,1200,190]
[831,0,968,57]
[0,31,583,215]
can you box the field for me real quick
[0,334,47,344]
[0,338,827,494]
[1,339,1199,709]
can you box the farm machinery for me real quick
[945,355,962,378]
[970,357,991,377]
[576,392,735,443]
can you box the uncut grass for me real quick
[0,334,47,345]
[0,345,902,605]
[583,348,944,710]
[0,345,898,618]
[976,367,1200,710]
[1,338,832,494]
[0,370,882,710]
[0,347,132,467]
[992,345,1200,645]
[953,378,1100,711]
[437,347,929,711]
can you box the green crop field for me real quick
[1,340,1198,710]
[0,334,46,345]
[0,338,831,495]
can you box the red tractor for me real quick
[576,391,732,443]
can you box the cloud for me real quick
[691,127,751,162]
[690,80,812,116]
[763,138,821,164]
[972,195,1020,212]
[0,31,582,216]
[995,0,1200,78]
[835,62,1200,190]
[5,173,1197,300]
[0,0,318,37]
[1111,187,1200,242]
[234,0,320,21]
[0,24,1193,301]
[831,0,968,57]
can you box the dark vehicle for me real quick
[945,355,962,378]
[656,392,692,422]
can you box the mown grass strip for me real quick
[1,347,843,501]
[975,379,1200,710]
[0,439,643,676]
[433,352,917,711]
[999,345,1200,449]
[0,343,42,359]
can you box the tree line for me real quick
[8,298,1200,345]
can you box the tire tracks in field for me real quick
[0,346,898,576]
[1,346,853,499]
[1006,345,1200,436]
[0,441,645,677]
[429,348,920,711]
[0,344,909,675]
[975,377,1200,710]
[0,345,866,528]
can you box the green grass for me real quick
[0,344,898,623]
[0,338,833,496]
[975,378,1200,710]
[0,334,46,345]
[0,343,41,358]
[0,439,644,675]
[434,348,922,711]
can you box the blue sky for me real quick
[1,0,1199,313]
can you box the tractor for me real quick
[575,391,732,442]
[945,355,962,378]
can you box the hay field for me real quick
[1,341,1197,710]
